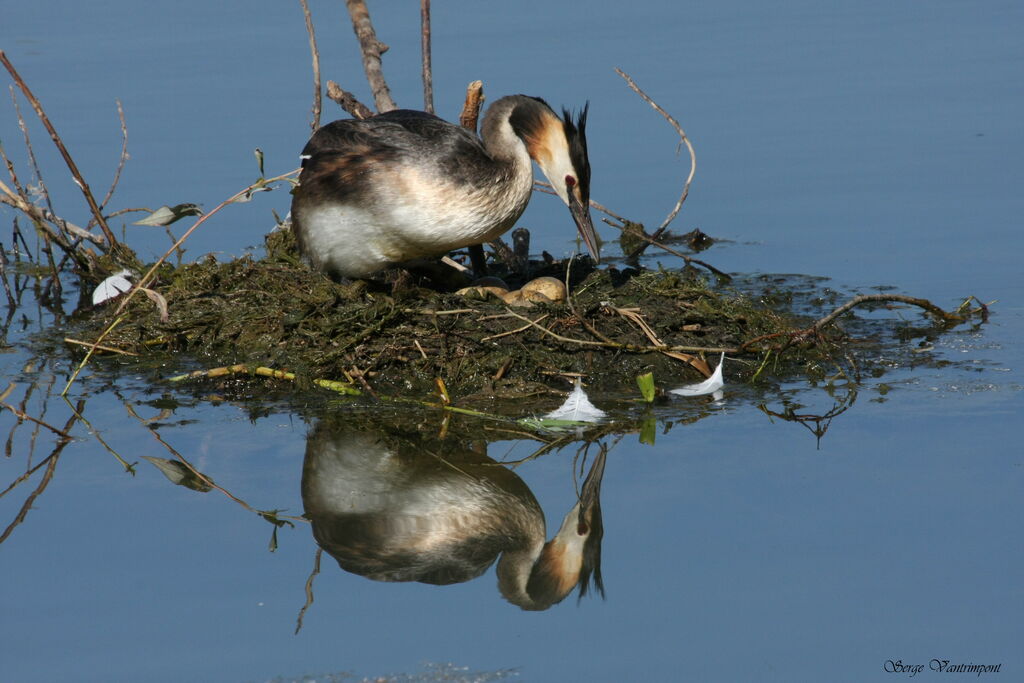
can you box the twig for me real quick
[602,302,711,377]
[297,0,322,130]
[63,337,139,356]
[325,80,374,120]
[96,99,129,214]
[739,293,967,352]
[614,67,695,233]
[0,51,118,246]
[344,0,396,112]
[615,220,730,278]
[503,305,737,355]
[420,0,434,113]
[810,293,963,330]
[459,81,485,132]
[480,314,550,342]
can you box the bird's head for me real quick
[510,98,600,263]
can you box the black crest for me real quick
[562,104,591,203]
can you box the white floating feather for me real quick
[671,353,726,397]
[92,270,133,306]
[544,379,607,422]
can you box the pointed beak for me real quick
[569,193,600,264]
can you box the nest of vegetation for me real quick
[69,228,802,400]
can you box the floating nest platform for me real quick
[69,229,818,401]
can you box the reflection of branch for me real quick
[1,400,73,440]
[294,547,322,635]
[0,402,82,545]
[759,386,857,447]
[344,0,396,112]
[124,401,307,524]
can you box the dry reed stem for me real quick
[344,0,396,112]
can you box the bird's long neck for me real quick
[479,95,540,165]
[496,502,588,611]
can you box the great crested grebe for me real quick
[290,95,599,279]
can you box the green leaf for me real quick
[133,203,202,227]
[636,372,656,403]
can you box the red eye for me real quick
[565,175,576,188]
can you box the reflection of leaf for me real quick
[671,353,726,397]
[636,372,656,403]
[543,379,606,422]
[141,456,213,492]
[132,203,202,226]
[518,417,595,432]
[639,417,657,445]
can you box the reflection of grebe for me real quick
[301,424,606,611]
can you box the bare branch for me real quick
[297,0,322,130]
[96,99,129,214]
[344,0,397,112]
[459,80,485,132]
[615,68,696,232]
[326,80,374,120]
[420,0,434,113]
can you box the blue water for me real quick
[2,2,1022,682]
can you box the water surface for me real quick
[2,2,1022,681]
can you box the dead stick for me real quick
[326,80,373,119]
[96,99,129,214]
[298,0,323,130]
[0,51,118,246]
[344,0,397,112]
[812,294,963,330]
[460,81,485,132]
[615,67,695,233]
[420,0,434,113]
